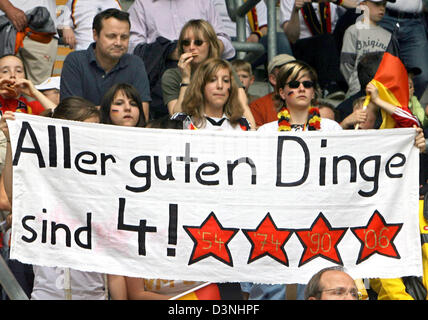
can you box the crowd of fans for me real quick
[0,0,428,300]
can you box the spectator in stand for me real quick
[0,54,56,115]
[171,58,251,131]
[213,0,293,68]
[249,53,295,129]
[231,59,259,104]
[257,59,342,132]
[127,0,235,60]
[341,95,374,129]
[379,0,428,98]
[57,0,122,51]
[280,0,359,100]
[340,0,393,98]
[304,266,361,300]
[317,99,341,122]
[337,52,421,129]
[0,0,58,85]
[99,82,221,300]
[60,8,151,121]
[255,60,342,299]
[161,19,255,128]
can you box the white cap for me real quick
[35,76,60,91]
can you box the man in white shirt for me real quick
[0,0,58,84]
[57,0,122,51]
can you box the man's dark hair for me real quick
[357,52,383,89]
[92,8,130,35]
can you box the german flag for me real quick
[367,26,419,129]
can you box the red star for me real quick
[183,212,239,267]
[295,213,347,267]
[242,213,293,266]
[351,210,402,264]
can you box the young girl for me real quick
[172,58,250,131]
[100,83,146,128]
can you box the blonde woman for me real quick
[162,19,255,129]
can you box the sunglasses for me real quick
[181,39,206,47]
[286,80,314,89]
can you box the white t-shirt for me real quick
[57,0,122,51]
[0,0,57,27]
[279,0,343,39]
[257,117,343,132]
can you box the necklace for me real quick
[277,106,321,131]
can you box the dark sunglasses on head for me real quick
[181,39,205,47]
[286,80,314,89]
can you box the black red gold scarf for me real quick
[277,106,321,131]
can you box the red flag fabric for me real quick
[368,27,419,129]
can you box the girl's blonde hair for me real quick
[181,58,243,128]
[177,19,220,60]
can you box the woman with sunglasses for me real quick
[162,19,256,129]
[247,60,342,300]
[258,60,342,132]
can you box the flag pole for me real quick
[355,94,371,130]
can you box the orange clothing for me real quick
[0,95,45,115]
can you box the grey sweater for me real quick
[340,23,391,97]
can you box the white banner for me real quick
[9,113,422,284]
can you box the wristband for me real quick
[180,82,189,88]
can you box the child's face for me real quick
[236,70,254,92]
[363,1,387,24]
[0,55,25,98]
[109,89,140,127]
[203,67,231,112]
